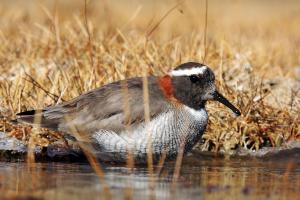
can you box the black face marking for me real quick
[171,62,216,110]
[189,75,200,83]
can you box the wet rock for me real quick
[227,140,300,158]
[0,132,27,152]
[0,131,82,160]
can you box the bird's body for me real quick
[16,62,241,164]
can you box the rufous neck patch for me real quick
[158,75,173,99]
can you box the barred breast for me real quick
[91,106,208,163]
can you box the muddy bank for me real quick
[1,131,299,162]
[0,132,83,162]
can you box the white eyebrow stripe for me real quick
[170,66,207,76]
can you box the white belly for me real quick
[92,106,208,163]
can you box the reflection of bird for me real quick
[16,62,241,163]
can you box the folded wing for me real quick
[16,77,168,139]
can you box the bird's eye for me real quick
[189,75,199,83]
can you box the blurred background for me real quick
[0,0,299,76]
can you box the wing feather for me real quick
[17,77,169,138]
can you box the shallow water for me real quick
[0,149,299,200]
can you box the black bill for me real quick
[213,91,241,116]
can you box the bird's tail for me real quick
[16,109,59,130]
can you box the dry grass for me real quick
[0,0,300,156]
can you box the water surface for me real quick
[0,149,299,200]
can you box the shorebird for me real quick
[16,62,241,163]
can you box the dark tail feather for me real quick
[16,109,59,130]
[16,110,44,116]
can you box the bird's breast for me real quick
[92,106,208,163]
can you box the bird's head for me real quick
[163,62,241,116]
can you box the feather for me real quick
[16,77,169,140]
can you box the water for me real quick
[0,149,299,200]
